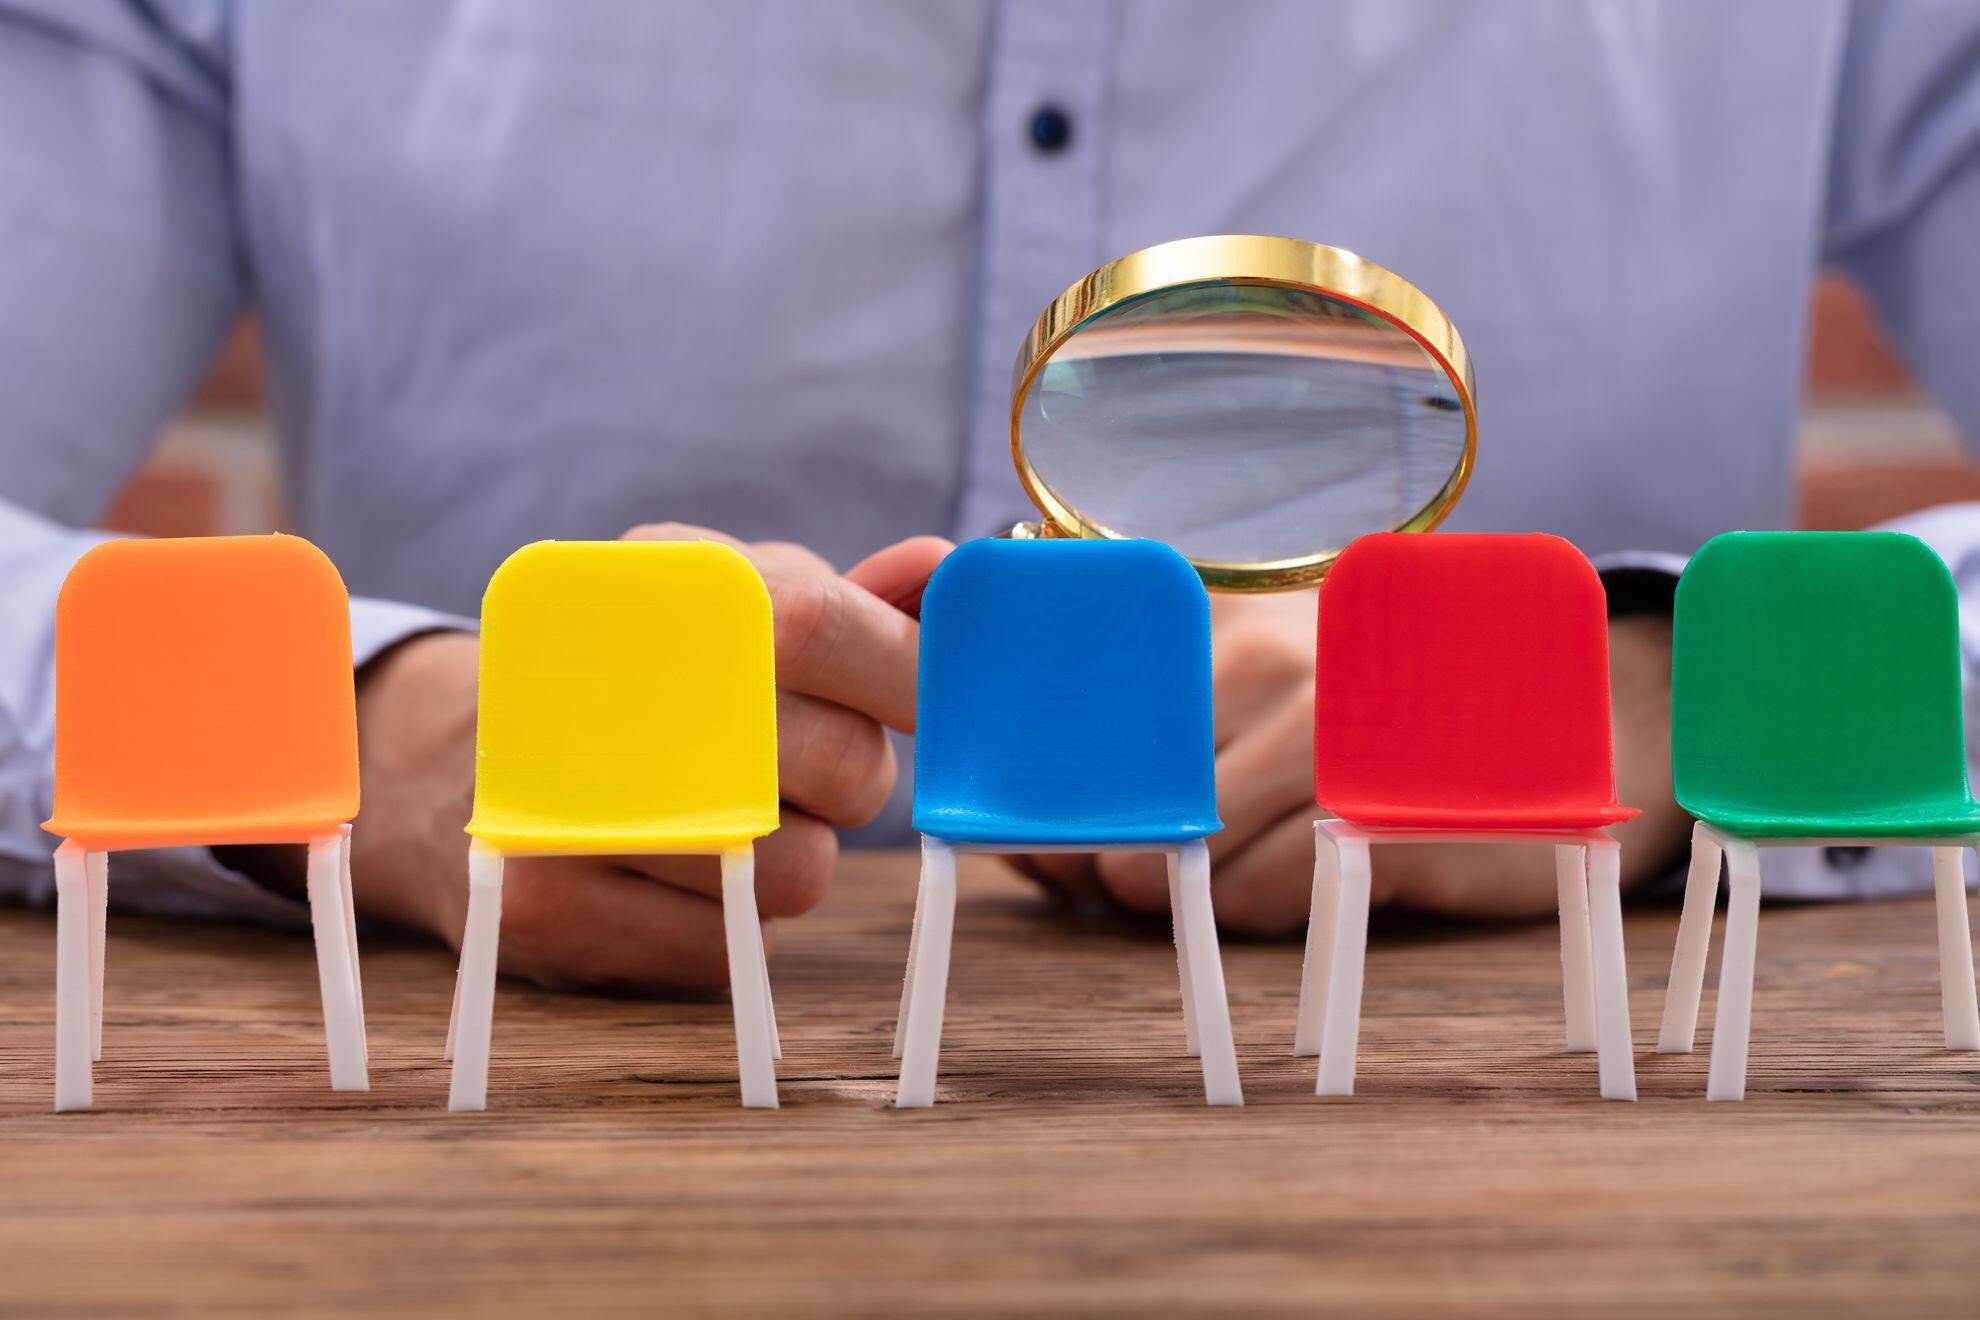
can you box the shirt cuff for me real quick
[348,593,475,669]
[1756,842,1972,900]
[1592,549,1684,618]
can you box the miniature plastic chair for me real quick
[894,537,1242,1107]
[43,535,367,1111]
[1297,533,1639,1100]
[447,540,782,1111]
[1658,531,1980,1100]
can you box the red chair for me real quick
[1297,533,1638,1099]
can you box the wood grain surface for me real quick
[1,850,1977,1318]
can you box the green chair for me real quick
[1659,531,1980,1100]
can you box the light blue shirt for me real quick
[2,0,1980,919]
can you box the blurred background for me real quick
[103,272,1976,541]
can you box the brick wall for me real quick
[1797,278,1980,528]
[98,320,283,538]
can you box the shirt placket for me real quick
[954,0,1118,540]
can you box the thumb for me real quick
[845,536,953,619]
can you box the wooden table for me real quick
[2,851,1976,1318]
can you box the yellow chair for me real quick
[446,540,782,1110]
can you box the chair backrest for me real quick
[1671,531,1971,821]
[1314,532,1624,825]
[912,537,1220,845]
[467,540,779,852]
[45,535,358,849]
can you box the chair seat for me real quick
[915,806,1220,848]
[1323,800,1641,832]
[467,816,777,855]
[45,808,352,851]
[1694,798,1980,840]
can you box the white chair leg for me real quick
[1173,840,1242,1106]
[338,825,367,1063]
[760,935,782,1062]
[720,845,779,1110]
[1554,843,1597,1053]
[54,843,93,1112]
[1706,840,1763,1101]
[447,845,505,1112]
[895,838,958,1108]
[305,835,369,1092]
[87,849,107,1062]
[443,962,463,1062]
[1294,823,1339,1057]
[442,852,465,1061]
[892,851,929,1061]
[1585,836,1637,1101]
[1316,834,1373,1097]
[1931,847,1980,1051]
[1658,821,1723,1053]
[1166,848,1200,1058]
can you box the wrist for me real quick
[1607,614,1688,886]
[351,630,480,936]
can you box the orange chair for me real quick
[43,535,367,1110]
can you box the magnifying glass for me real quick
[1007,234,1477,592]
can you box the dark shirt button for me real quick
[1825,846,1871,870]
[1029,104,1073,154]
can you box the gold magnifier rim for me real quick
[1009,233,1477,592]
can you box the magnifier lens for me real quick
[1011,238,1475,591]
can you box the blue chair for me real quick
[894,537,1241,1106]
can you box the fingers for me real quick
[626,522,926,732]
[493,813,839,992]
[777,689,898,828]
[1206,688,1317,865]
[1043,601,1321,920]
[845,536,953,618]
[749,813,841,914]
[622,521,749,551]
[626,523,938,732]
[1209,592,1316,747]
[605,809,840,916]
[1076,598,1318,916]
[1087,802,1319,933]
[1375,842,1561,919]
[618,522,913,829]
[1005,850,1107,904]
[496,856,735,992]
[1205,808,1325,936]
[762,557,923,730]
[1064,598,1319,930]
[1093,849,1172,918]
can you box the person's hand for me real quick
[347,525,951,991]
[1012,594,1689,930]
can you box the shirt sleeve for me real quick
[1784,0,1980,898]
[0,0,245,523]
[0,3,470,923]
[1824,0,1980,449]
